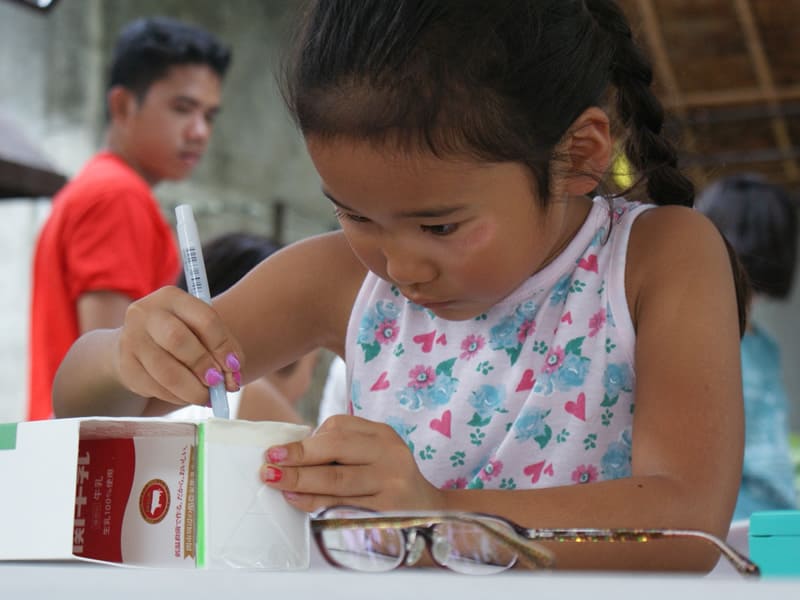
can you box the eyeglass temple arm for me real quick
[520,527,760,576]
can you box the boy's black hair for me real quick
[176,232,281,298]
[696,174,798,300]
[282,0,692,207]
[109,16,231,100]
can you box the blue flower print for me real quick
[426,374,458,407]
[513,407,552,449]
[469,384,507,418]
[606,302,616,328]
[489,301,540,365]
[556,354,591,388]
[489,316,518,351]
[603,363,633,397]
[600,429,632,480]
[386,417,418,453]
[549,274,571,306]
[358,300,400,361]
[350,379,363,412]
[396,363,458,411]
[533,354,591,396]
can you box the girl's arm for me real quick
[262,208,745,573]
[53,232,365,418]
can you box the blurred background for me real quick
[0,0,798,438]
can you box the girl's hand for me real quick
[113,286,244,407]
[260,415,445,513]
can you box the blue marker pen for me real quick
[175,203,230,419]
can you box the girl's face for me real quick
[307,137,584,321]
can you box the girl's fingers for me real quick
[124,288,243,397]
[265,415,394,467]
[261,463,379,499]
[134,340,211,406]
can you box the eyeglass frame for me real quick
[310,506,760,577]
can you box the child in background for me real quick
[172,231,318,423]
[696,174,799,519]
[54,0,747,571]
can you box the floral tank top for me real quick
[345,196,651,491]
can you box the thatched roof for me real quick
[617,0,800,194]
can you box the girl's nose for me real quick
[383,244,436,287]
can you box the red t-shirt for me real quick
[28,151,180,420]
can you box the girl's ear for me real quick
[107,86,136,124]
[562,107,612,196]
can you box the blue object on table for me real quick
[749,510,800,576]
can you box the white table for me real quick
[1,563,798,599]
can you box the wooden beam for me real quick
[634,0,706,187]
[733,0,799,180]
[665,85,800,110]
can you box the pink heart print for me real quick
[560,311,573,324]
[370,371,390,391]
[436,333,447,346]
[523,461,554,484]
[515,368,535,392]
[413,330,437,353]
[564,392,586,421]
[578,254,598,273]
[429,410,452,438]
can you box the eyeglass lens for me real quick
[318,518,518,574]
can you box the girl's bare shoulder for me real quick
[626,205,733,321]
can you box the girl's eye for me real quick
[421,223,459,236]
[333,207,370,224]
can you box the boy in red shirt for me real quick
[28,17,231,420]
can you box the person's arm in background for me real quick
[77,291,131,332]
[237,350,320,423]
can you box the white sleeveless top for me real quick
[345,196,651,490]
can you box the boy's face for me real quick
[111,64,222,185]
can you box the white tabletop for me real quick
[2,563,798,599]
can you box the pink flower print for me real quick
[442,477,468,490]
[408,365,436,389]
[588,309,606,338]
[542,346,565,374]
[376,319,398,344]
[479,459,503,482]
[571,464,598,484]
[517,319,536,343]
[459,334,485,360]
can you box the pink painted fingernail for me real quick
[262,466,283,483]
[226,353,241,372]
[267,446,288,463]
[204,367,224,386]
[283,492,300,502]
[232,370,241,386]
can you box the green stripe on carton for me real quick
[196,422,206,567]
[0,423,17,450]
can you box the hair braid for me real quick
[585,0,694,207]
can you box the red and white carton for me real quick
[0,417,310,569]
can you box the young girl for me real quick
[54,0,746,572]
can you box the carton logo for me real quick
[139,479,170,524]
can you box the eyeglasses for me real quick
[311,506,760,577]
